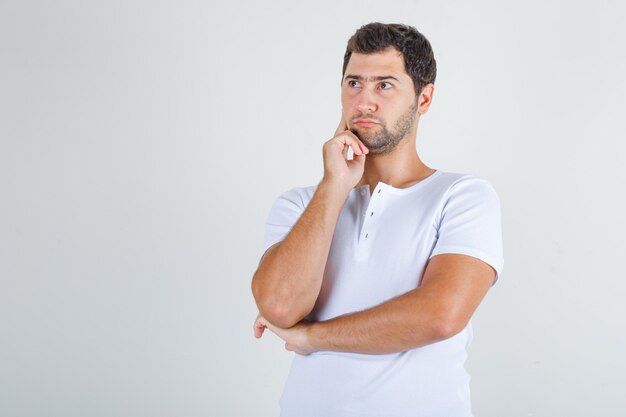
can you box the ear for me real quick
[417,83,435,115]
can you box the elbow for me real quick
[431,321,457,341]
[251,274,304,329]
[257,302,301,329]
[253,289,303,328]
[430,314,467,341]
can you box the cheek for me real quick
[340,100,351,117]
[340,91,349,106]
[341,94,359,112]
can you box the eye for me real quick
[380,81,393,90]
[348,80,361,88]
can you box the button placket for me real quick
[361,184,385,242]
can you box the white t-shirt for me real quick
[262,171,503,417]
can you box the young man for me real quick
[252,23,503,417]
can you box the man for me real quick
[252,22,503,417]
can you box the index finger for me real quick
[334,112,348,136]
[331,130,368,156]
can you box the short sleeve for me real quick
[430,177,504,282]
[261,187,313,256]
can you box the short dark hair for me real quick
[342,23,437,96]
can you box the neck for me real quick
[357,139,434,194]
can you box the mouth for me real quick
[353,119,381,127]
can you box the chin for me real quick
[365,144,395,156]
[350,127,378,141]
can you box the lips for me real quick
[354,119,380,127]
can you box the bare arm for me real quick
[251,181,350,328]
[251,119,369,329]
[254,254,495,354]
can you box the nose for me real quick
[355,89,377,114]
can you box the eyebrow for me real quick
[343,74,400,83]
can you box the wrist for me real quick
[306,321,326,353]
[319,176,354,197]
[305,323,322,353]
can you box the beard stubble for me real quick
[350,100,418,155]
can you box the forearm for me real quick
[304,255,494,354]
[307,287,461,354]
[252,179,351,328]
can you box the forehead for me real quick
[344,47,409,80]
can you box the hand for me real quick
[321,114,369,192]
[253,314,317,355]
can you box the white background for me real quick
[1,1,625,416]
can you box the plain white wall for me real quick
[1,0,625,416]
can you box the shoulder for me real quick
[431,171,499,202]
[275,184,318,208]
[427,172,504,279]
[268,184,318,216]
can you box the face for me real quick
[341,47,420,155]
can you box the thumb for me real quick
[253,315,267,338]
